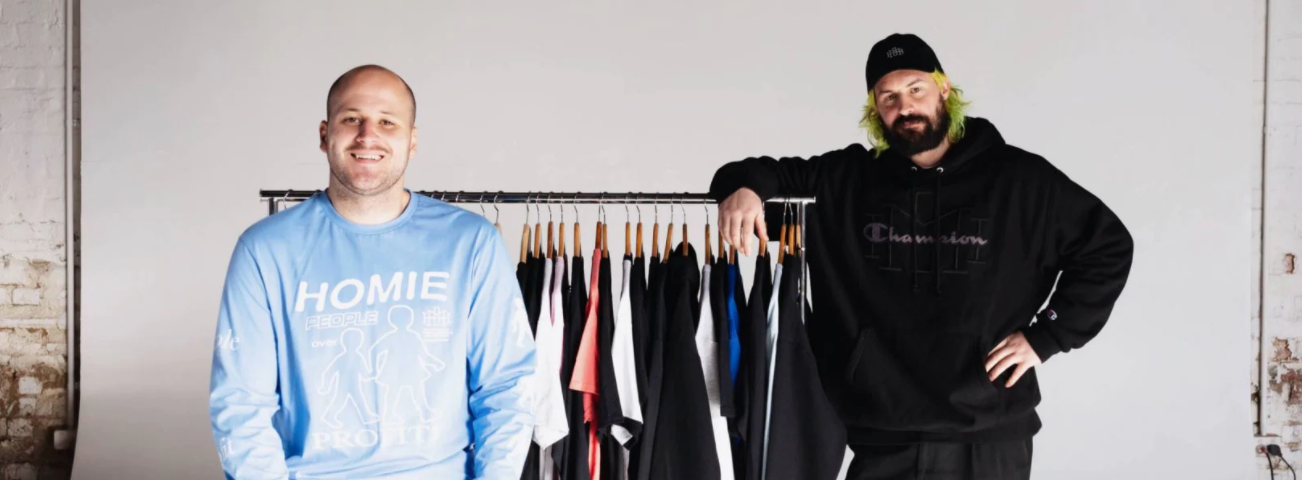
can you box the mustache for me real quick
[892,115,931,129]
[346,147,392,155]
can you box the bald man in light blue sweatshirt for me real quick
[209,64,536,480]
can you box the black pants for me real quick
[846,440,1033,480]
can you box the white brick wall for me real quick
[1259,0,1302,478]
[0,0,76,478]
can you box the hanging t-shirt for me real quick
[725,262,745,469]
[760,263,783,480]
[629,256,650,412]
[541,256,567,480]
[633,253,667,480]
[645,244,720,480]
[612,256,645,449]
[695,264,735,480]
[527,251,546,335]
[626,254,650,478]
[596,254,626,480]
[560,255,591,480]
[597,255,625,436]
[643,255,663,372]
[571,247,604,480]
[710,257,735,420]
[520,255,543,480]
[763,254,846,480]
[535,256,570,479]
[726,264,742,390]
[739,252,773,480]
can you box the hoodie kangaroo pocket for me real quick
[842,328,1003,433]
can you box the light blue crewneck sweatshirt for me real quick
[210,190,535,480]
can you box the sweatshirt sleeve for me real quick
[209,239,289,480]
[1022,169,1135,363]
[706,146,853,202]
[466,226,538,480]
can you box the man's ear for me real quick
[319,120,328,152]
[939,79,952,101]
[409,125,418,157]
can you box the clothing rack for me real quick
[258,189,814,299]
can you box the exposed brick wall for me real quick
[1259,0,1302,478]
[0,0,77,478]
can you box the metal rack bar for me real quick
[257,188,815,304]
[259,189,815,205]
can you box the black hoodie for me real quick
[707,117,1134,444]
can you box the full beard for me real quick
[883,103,950,156]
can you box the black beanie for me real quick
[864,33,944,92]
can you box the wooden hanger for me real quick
[625,202,632,259]
[636,203,644,259]
[533,198,542,259]
[559,203,567,261]
[596,216,605,257]
[680,200,688,257]
[574,200,583,258]
[652,201,661,259]
[704,211,713,264]
[663,200,675,264]
[598,201,608,257]
[520,198,532,262]
[786,204,796,252]
[778,202,790,264]
[547,199,555,259]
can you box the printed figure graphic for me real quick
[318,328,381,429]
[511,298,530,348]
[370,304,447,424]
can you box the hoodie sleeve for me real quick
[466,226,538,480]
[706,146,855,202]
[209,239,289,480]
[1022,169,1134,363]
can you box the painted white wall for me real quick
[78,1,1257,479]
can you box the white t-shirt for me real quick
[611,258,645,447]
[533,257,569,450]
[695,264,735,480]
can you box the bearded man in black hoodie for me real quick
[709,33,1133,480]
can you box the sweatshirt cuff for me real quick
[1023,312,1063,363]
[708,172,775,203]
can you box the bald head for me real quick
[326,64,416,122]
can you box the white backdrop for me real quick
[78,1,1256,479]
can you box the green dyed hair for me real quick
[859,70,971,156]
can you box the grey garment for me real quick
[846,440,1033,480]
[760,263,783,480]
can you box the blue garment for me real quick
[209,191,536,480]
[726,265,742,385]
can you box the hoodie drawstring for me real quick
[909,167,919,293]
[934,167,944,295]
[908,165,946,295]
